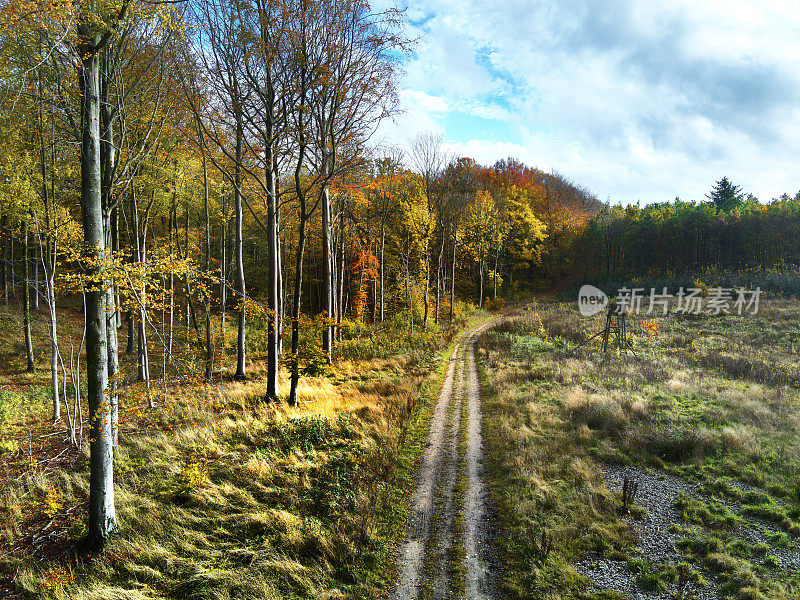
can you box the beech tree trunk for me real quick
[288,210,307,407]
[30,235,38,311]
[493,246,499,300]
[478,248,484,308]
[1,213,7,306]
[379,224,385,323]
[38,122,60,421]
[100,57,118,446]
[266,139,279,400]
[423,255,429,325]
[78,39,117,549]
[321,183,334,363]
[234,106,246,380]
[450,226,457,321]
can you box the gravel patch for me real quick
[576,464,800,599]
[575,464,720,600]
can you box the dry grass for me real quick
[0,301,482,599]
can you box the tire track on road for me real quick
[391,321,496,600]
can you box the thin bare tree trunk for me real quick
[336,212,345,339]
[1,213,7,306]
[168,197,175,358]
[234,107,246,381]
[265,137,279,400]
[493,246,499,301]
[379,223,385,323]
[22,220,34,372]
[450,226,457,321]
[478,247,484,308]
[38,98,61,421]
[201,140,213,383]
[321,183,334,363]
[31,235,38,311]
[288,209,308,407]
[277,207,283,357]
[404,255,414,335]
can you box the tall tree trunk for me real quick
[423,255,429,325]
[168,197,175,358]
[30,236,38,311]
[133,193,149,384]
[336,211,345,339]
[234,108,246,380]
[112,207,121,328]
[371,238,377,324]
[100,57,118,446]
[288,210,307,407]
[478,248,484,308]
[39,121,60,421]
[404,255,414,335]
[276,206,283,357]
[321,184,333,363]
[379,223,385,323]
[435,233,445,324]
[1,213,8,306]
[79,42,117,548]
[220,189,227,311]
[493,246,499,301]
[288,28,308,407]
[126,202,135,356]
[266,140,279,401]
[450,226,457,321]
[201,139,213,383]
[45,253,59,422]
[22,220,34,372]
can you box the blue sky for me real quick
[373,0,800,205]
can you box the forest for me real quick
[574,184,800,293]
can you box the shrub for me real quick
[0,438,18,454]
[176,460,209,495]
[639,425,716,461]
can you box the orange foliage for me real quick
[348,246,379,320]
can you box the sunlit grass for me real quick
[0,299,484,599]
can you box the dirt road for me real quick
[391,321,497,600]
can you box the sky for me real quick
[372,0,800,205]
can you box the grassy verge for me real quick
[479,300,800,600]
[0,307,488,599]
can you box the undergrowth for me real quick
[0,304,485,599]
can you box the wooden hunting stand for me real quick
[571,303,636,355]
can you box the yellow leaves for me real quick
[178,460,209,493]
[41,568,74,592]
[41,484,63,518]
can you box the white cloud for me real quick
[377,0,800,204]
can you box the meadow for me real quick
[479,298,800,600]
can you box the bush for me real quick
[484,296,506,312]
